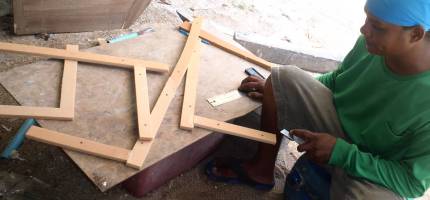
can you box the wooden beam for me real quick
[179,21,274,70]
[133,65,151,140]
[140,17,204,140]
[0,42,169,72]
[26,126,130,162]
[193,115,277,145]
[180,43,201,130]
[0,106,72,120]
[59,44,79,118]
[126,140,153,169]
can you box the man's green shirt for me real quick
[318,36,430,198]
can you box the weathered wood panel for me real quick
[13,0,151,35]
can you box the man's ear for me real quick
[410,26,426,42]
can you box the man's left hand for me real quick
[290,129,337,164]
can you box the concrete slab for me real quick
[234,32,341,73]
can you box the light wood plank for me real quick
[26,126,130,162]
[133,65,151,140]
[0,42,169,72]
[0,106,71,120]
[126,140,153,169]
[194,115,276,145]
[141,17,204,140]
[59,44,79,118]
[180,43,201,130]
[179,21,274,70]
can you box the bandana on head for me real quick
[366,0,430,31]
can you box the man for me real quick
[205,0,430,199]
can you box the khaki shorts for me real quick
[271,65,403,200]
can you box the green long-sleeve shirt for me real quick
[318,36,430,198]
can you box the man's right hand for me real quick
[238,76,266,101]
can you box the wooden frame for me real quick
[21,19,204,170]
[24,63,153,170]
[0,45,79,120]
[0,42,169,120]
[20,17,276,170]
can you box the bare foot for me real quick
[207,158,274,185]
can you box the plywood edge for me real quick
[194,115,276,145]
[179,21,274,70]
[180,42,202,130]
[26,126,130,162]
[0,42,170,72]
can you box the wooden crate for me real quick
[13,0,151,35]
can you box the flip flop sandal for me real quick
[205,158,275,191]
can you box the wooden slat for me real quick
[26,126,130,162]
[133,65,151,140]
[179,21,274,70]
[180,42,201,130]
[59,45,79,118]
[140,17,204,140]
[126,140,153,169]
[194,115,277,145]
[0,42,169,72]
[125,65,153,169]
[0,106,71,120]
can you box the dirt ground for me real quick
[1,0,429,199]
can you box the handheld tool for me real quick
[280,129,305,144]
[108,28,154,43]
[245,67,265,79]
[1,118,36,159]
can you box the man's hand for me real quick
[238,76,265,101]
[290,129,337,164]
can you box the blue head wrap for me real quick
[366,0,430,31]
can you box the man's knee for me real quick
[330,168,403,200]
[271,65,314,88]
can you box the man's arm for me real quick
[317,71,338,91]
[292,129,429,198]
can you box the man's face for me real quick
[360,11,413,56]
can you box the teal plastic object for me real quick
[1,118,35,159]
[109,32,139,43]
